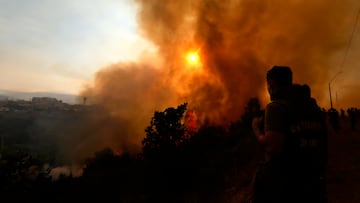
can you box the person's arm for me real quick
[253,102,287,156]
[262,131,285,154]
[252,116,265,141]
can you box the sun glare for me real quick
[186,51,201,66]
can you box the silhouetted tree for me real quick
[230,97,263,137]
[142,103,188,158]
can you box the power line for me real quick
[339,7,360,71]
[328,8,360,109]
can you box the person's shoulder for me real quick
[266,99,288,108]
[266,99,289,112]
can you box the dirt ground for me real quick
[225,116,360,203]
[327,118,360,203]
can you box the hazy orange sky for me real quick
[0,0,359,110]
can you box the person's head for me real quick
[266,66,293,100]
[302,84,311,98]
[290,83,311,101]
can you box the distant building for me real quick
[32,97,59,103]
[0,106,10,112]
[0,95,8,101]
[31,97,63,109]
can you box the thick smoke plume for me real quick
[77,0,359,158]
[134,0,359,109]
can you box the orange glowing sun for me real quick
[186,51,200,66]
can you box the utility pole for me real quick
[328,82,333,109]
[328,71,342,109]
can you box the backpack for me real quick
[285,93,328,179]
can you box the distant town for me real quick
[0,96,91,113]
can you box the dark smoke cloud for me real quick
[135,0,359,108]
[77,0,359,157]
[77,62,180,157]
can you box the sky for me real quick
[0,0,154,94]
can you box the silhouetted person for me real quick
[347,108,357,131]
[328,108,340,131]
[340,109,345,119]
[251,66,328,203]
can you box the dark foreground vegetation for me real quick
[0,98,359,202]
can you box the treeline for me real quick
[0,98,264,202]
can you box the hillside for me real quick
[225,116,360,203]
[0,103,358,202]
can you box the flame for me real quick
[184,110,198,134]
